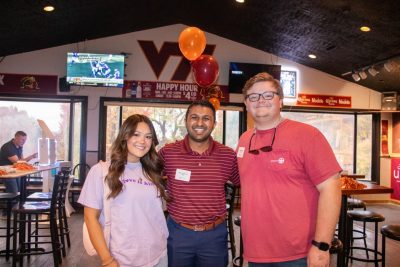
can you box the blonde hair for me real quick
[242,72,284,99]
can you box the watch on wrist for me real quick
[311,240,330,251]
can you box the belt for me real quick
[179,216,226,232]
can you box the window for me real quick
[282,111,373,179]
[0,101,69,161]
[356,115,373,179]
[102,102,243,160]
[0,98,87,167]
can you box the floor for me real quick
[0,203,399,267]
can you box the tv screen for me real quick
[66,52,125,87]
[228,62,281,93]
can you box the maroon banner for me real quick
[297,93,352,108]
[123,80,229,102]
[381,120,389,155]
[392,113,400,153]
[391,158,400,200]
[0,73,58,95]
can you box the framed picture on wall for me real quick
[280,70,297,98]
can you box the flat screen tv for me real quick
[228,62,281,93]
[66,52,125,87]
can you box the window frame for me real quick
[281,106,380,182]
[0,94,88,171]
[98,97,245,161]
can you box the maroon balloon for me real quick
[191,55,219,87]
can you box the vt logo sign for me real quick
[138,41,215,81]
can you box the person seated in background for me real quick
[0,131,37,193]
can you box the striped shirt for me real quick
[159,135,240,225]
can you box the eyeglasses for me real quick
[248,127,277,154]
[245,91,279,102]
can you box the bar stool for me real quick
[232,216,242,267]
[225,182,236,261]
[26,173,71,257]
[12,172,69,266]
[0,192,20,261]
[330,237,343,254]
[346,210,385,267]
[347,198,368,258]
[381,224,400,267]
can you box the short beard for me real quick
[187,131,211,143]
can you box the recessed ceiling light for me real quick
[43,5,55,12]
[308,54,317,59]
[236,0,245,3]
[360,26,371,32]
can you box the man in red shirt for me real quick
[237,72,341,267]
[159,100,240,267]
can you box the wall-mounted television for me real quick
[228,62,281,93]
[66,52,125,87]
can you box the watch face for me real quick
[312,240,330,251]
[319,242,330,251]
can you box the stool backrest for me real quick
[225,182,236,218]
[72,163,91,185]
[51,172,69,211]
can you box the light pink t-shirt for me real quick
[78,162,168,267]
[237,119,342,263]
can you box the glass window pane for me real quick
[356,115,372,180]
[282,112,354,173]
[0,101,71,162]
[225,111,240,149]
[72,102,82,167]
[122,106,187,149]
[105,105,121,161]
[104,105,228,158]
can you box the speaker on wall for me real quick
[381,91,398,111]
[59,77,70,92]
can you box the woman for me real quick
[78,114,169,267]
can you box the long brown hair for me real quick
[106,114,168,201]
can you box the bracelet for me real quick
[102,257,114,266]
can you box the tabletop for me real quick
[0,164,57,179]
[341,181,394,196]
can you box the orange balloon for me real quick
[178,27,206,61]
[209,97,220,110]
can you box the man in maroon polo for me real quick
[159,100,240,267]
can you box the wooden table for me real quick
[341,174,366,179]
[0,164,58,201]
[337,182,393,267]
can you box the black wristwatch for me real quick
[311,240,330,251]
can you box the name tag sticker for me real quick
[237,147,245,158]
[175,169,191,182]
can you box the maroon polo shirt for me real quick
[159,135,240,225]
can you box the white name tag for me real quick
[175,168,191,182]
[237,147,245,158]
